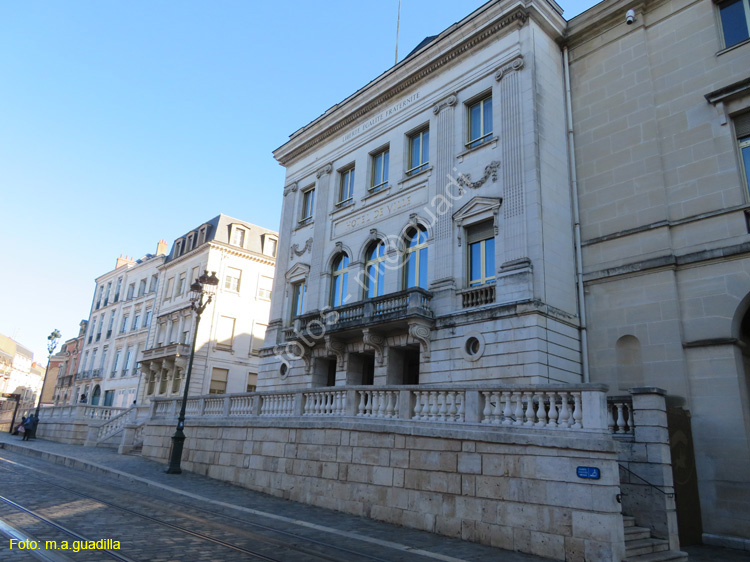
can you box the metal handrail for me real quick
[618,463,674,498]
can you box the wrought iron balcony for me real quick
[283,287,433,341]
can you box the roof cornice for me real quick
[273,4,539,167]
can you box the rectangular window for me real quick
[232,227,246,248]
[112,350,121,377]
[182,330,190,344]
[177,273,186,296]
[338,166,355,204]
[247,372,257,393]
[107,312,115,338]
[165,277,174,299]
[149,275,158,293]
[120,315,129,334]
[467,220,496,286]
[737,112,750,193]
[144,309,153,327]
[719,0,750,48]
[252,322,267,354]
[126,283,135,300]
[291,281,306,318]
[138,279,146,297]
[217,316,236,349]
[263,236,277,258]
[300,187,315,223]
[123,348,133,375]
[95,286,103,309]
[225,267,242,292]
[407,128,429,176]
[258,275,273,301]
[467,95,493,148]
[191,266,200,285]
[132,313,141,331]
[114,278,122,302]
[370,147,389,191]
[209,368,229,394]
[103,283,111,306]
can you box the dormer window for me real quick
[231,227,246,248]
[186,233,195,251]
[198,227,207,245]
[175,240,183,257]
[262,234,278,258]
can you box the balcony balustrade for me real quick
[283,287,433,341]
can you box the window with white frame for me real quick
[300,186,315,223]
[209,368,228,394]
[216,316,236,349]
[719,0,750,48]
[258,275,273,301]
[127,283,135,300]
[225,267,242,292]
[467,220,496,286]
[338,166,355,204]
[251,322,267,354]
[407,128,429,176]
[176,273,186,296]
[365,240,386,298]
[120,315,129,334]
[138,279,146,296]
[370,147,389,191]
[165,277,174,299]
[149,275,158,293]
[247,372,258,393]
[467,94,493,148]
[144,309,153,327]
[132,313,140,331]
[112,349,121,377]
[331,253,350,307]
[231,227,246,248]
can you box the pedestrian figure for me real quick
[22,415,33,441]
[80,394,87,404]
[29,414,39,439]
[15,416,26,437]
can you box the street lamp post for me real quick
[165,270,219,474]
[35,329,62,419]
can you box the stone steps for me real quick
[623,515,688,562]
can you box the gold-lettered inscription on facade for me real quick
[342,92,420,143]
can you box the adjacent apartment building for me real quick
[52,322,87,406]
[73,215,277,408]
[258,0,750,549]
[139,215,277,402]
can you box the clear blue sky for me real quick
[0,0,600,363]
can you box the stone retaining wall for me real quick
[142,418,625,561]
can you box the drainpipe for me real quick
[563,46,590,383]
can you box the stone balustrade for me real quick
[38,404,126,421]
[607,396,635,435]
[148,383,611,433]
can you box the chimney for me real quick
[115,254,134,269]
[156,239,168,256]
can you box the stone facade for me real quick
[254,0,750,550]
[568,0,750,547]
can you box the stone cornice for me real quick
[273,7,531,167]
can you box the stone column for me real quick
[310,164,333,309]
[626,387,679,550]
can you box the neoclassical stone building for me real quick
[258,0,750,550]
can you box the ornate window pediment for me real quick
[453,196,502,246]
[285,262,310,283]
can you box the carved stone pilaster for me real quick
[495,54,525,82]
[432,94,457,115]
[316,163,333,178]
[362,329,386,366]
[408,322,432,361]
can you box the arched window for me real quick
[365,241,386,298]
[331,254,350,307]
[403,225,428,289]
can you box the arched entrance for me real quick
[91,385,101,406]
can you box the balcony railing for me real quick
[141,342,190,361]
[92,369,101,379]
[76,370,92,380]
[283,287,433,341]
[458,284,496,308]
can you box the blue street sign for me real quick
[577,466,601,480]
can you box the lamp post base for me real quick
[165,429,186,474]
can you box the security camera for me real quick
[626,9,636,24]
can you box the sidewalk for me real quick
[0,432,748,562]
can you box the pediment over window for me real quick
[453,196,502,225]
[285,262,310,282]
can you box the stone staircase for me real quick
[623,515,688,562]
